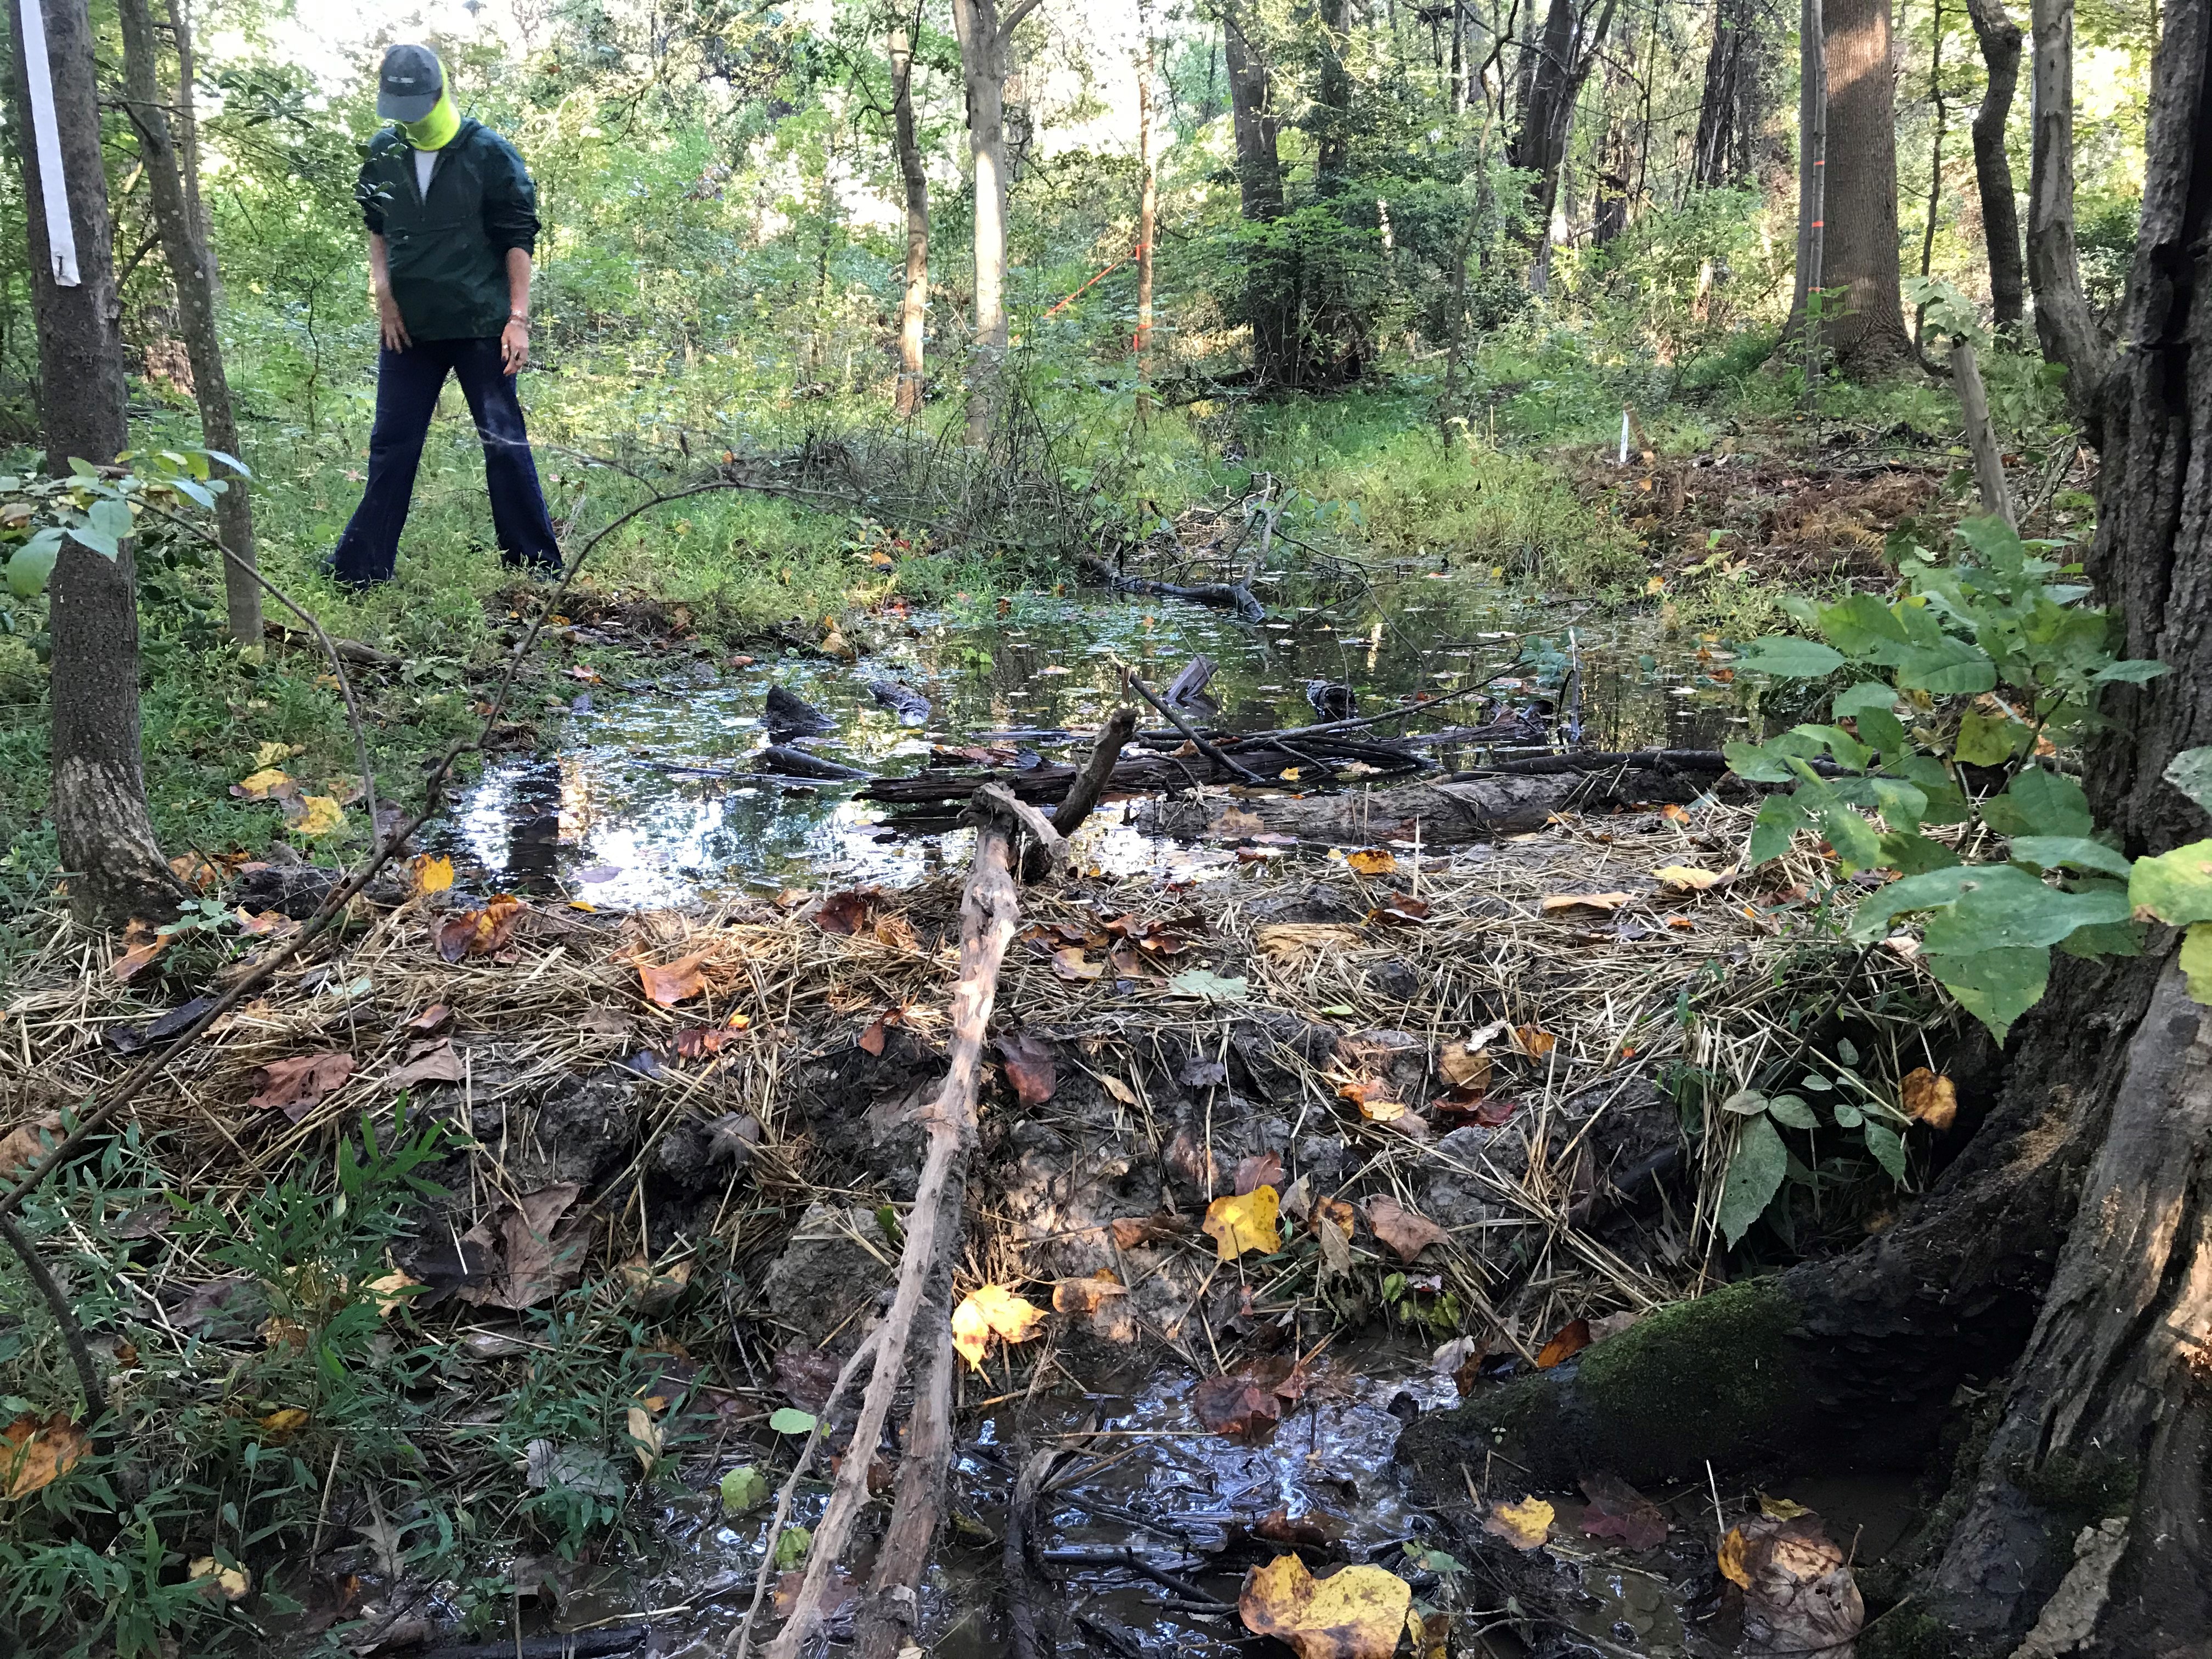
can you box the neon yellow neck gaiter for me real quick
[399,80,460,150]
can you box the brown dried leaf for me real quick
[458,1184,589,1311]
[1345,849,1398,876]
[1051,1270,1127,1314]
[1437,1042,1491,1092]
[1579,1473,1668,1550]
[811,890,873,935]
[1514,1025,1559,1058]
[1194,1373,1282,1444]
[996,1032,1058,1107]
[387,1040,463,1091]
[0,1114,63,1182]
[1541,891,1634,914]
[1051,946,1104,981]
[637,953,707,1007]
[1368,893,1431,927]
[435,896,525,962]
[1108,1214,1187,1250]
[1535,1317,1592,1369]
[1233,1151,1284,1195]
[111,918,171,983]
[0,1410,87,1498]
[248,1053,357,1121]
[1254,923,1365,958]
[1364,1194,1449,1262]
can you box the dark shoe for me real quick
[319,551,388,592]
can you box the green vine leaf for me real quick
[2164,748,2212,815]
[2127,839,2212,928]
[1923,946,2051,1043]
[2007,837,2134,879]
[1735,636,1846,678]
[2181,923,2212,1005]
[1716,1114,1788,1247]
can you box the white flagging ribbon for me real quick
[19,0,81,287]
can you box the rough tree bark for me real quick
[1135,29,1155,379]
[116,0,258,644]
[1507,0,1622,286]
[1313,0,1352,190]
[7,0,178,926]
[1922,7,2212,1643]
[1785,0,1916,373]
[2026,0,2109,409]
[1691,0,1763,187]
[1963,0,2027,326]
[1223,12,1295,386]
[948,0,1037,443]
[1409,4,2212,1652]
[889,12,930,418]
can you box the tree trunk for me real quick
[1412,6,2212,1651]
[1923,11,2212,1641]
[1135,34,1156,379]
[1963,0,2026,325]
[1314,0,1352,191]
[2027,0,2108,409]
[1223,14,1294,386]
[116,0,258,644]
[164,0,216,301]
[950,0,1031,444]
[1786,0,1829,396]
[1692,0,1759,187]
[1507,0,1621,283]
[889,16,929,419]
[1784,0,1915,375]
[7,0,177,927]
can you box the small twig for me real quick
[1120,666,1268,785]
[727,1325,884,1659]
[0,1213,106,1425]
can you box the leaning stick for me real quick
[850,1293,959,1659]
[1121,666,1269,786]
[1048,706,1137,836]
[765,794,1025,1659]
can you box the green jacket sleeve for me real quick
[357,148,388,235]
[481,133,540,259]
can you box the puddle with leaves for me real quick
[448,580,1756,907]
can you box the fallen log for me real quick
[1134,768,1759,845]
[1163,656,1218,710]
[752,744,870,781]
[1081,560,1266,621]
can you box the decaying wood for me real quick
[1163,656,1218,709]
[850,1321,957,1659]
[1950,338,2018,527]
[1081,559,1266,620]
[1049,706,1138,836]
[1125,670,1269,785]
[764,791,1026,1659]
[1136,769,1756,844]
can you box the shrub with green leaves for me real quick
[1724,515,2204,1047]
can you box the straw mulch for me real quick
[1,795,1948,1373]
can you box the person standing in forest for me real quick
[326,43,561,586]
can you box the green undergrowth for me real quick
[0,1113,753,1657]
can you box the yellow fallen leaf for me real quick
[1240,1555,1411,1659]
[1484,1494,1555,1550]
[366,1269,420,1317]
[410,853,455,895]
[188,1556,251,1602]
[1514,1025,1558,1058]
[1346,848,1397,876]
[626,1404,663,1469]
[1051,1270,1128,1314]
[1541,891,1633,914]
[1654,864,1726,892]
[1899,1067,1957,1132]
[0,1410,87,1498]
[1718,1524,1752,1586]
[951,1283,1047,1371]
[235,767,291,799]
[638,953,707,1006]
[1757,1492,1813,1520]
[253,741,303,768]
[295,795,344,838]
[257,1407,309,1441]
[1202,1184,1280,1260]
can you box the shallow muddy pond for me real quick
[449,579,1756,906]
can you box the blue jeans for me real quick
[329,337,560,585]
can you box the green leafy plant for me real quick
[1726,515,2170,1045]
[1,448,247,600]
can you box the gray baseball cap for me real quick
[377,43,444,122]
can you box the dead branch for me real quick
[764,790,1026,1659]
[1121,665,1269,786]
[1048,706,1137,836]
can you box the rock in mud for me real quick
[763,685,836,738]
[760,1202,896,1352]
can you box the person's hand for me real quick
[376,290,411,352]
[501,318,530,375]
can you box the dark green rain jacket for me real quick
[356,119,540,341]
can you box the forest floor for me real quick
[0,389,2034,1656]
